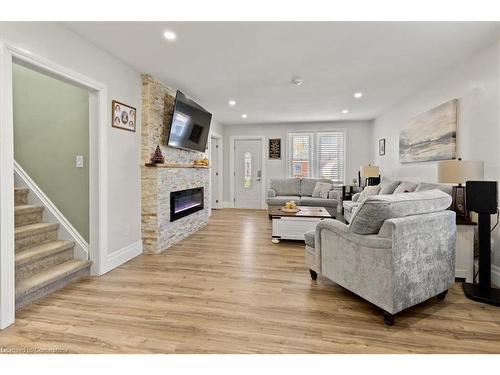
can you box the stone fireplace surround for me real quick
[141,75,210,254]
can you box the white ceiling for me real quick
[65,22,499,125]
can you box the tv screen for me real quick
[167,91,212,153]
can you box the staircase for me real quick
[14,187,91,310]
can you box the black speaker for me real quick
[465,181,497,214]
[463,180,500,306]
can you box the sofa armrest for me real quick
[267,188,277,198]
[313,218,392,275]
[384,210,456,313]
[352,192,361,202]
[328,189,341,200]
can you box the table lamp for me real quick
[360,165,380,186]
[437,158,484,223]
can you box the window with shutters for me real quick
[317,132,344,183]
[288,133,312,178]
[288,131,345,183]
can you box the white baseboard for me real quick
[102,240,143,275]
[492,264,500,288]
[223,201,230,208]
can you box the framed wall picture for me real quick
[112,100,137,132]
[399,99,457,163]
[269,138,281,159]
[379,138,386,156]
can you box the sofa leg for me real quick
[437,290,448,300]
[383,312,395,326]
[309,269,318,280]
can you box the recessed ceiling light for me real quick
[241,114,248,119]
[228,100,236,106]
[354,92,363,99]
[163,31,176,41]
[341,109,349,114]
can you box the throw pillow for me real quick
[357,185,381,202]
[312,182,333,199]
[393,181,418,194]
[379,180,400,195]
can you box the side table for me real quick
[456,223,476,282]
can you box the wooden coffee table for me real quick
[268,206,333,243]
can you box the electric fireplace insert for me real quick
[170,187,204,222]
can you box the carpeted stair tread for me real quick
[15,259,91,298]
[15,222,59,239]
[15,204,44,214]
[15,240,75,266]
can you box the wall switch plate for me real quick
[76,155,84,168]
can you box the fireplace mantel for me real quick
[144,163,210,169]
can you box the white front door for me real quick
[210,136,220,209]
[234,139,263,209]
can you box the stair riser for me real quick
[15,190,29,206]
[16,248,74,282]
[16,229,59,253]
[16,266,90,310]
[15,210,43,227]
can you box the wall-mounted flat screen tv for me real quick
[167,90,212,153]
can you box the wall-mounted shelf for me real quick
[144,163,210,169]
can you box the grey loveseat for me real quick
[343,180,453,222]
[305,190,456,325]
[267,178,340,209]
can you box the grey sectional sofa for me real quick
[305,189,456,325]
[267,178,340,209]
[343,180,453,222]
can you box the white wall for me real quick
[0,22,143,272]
[371,39,500,267]
[210,119,224,138]
[222,121,372,204]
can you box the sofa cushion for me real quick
[393,181,418,194]
[349,189,452,235]
[304,230,315,248]
[342,200,359,213]
[379,180,400,194]
[415,182,453,196]
[300,178,332,196]
[358,185,381,202]
[312,182,333,199]
[270,178,301,196]
[301,196,338,208]
[267,195,301,206]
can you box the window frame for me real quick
[287,130,346,184]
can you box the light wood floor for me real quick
[1,209,499,353]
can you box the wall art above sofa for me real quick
[399,99,457,163]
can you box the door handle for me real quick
[256,170,262,182]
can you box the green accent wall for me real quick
[13,63,90,242]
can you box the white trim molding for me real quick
[209,132,223,210]
[102,241,143,275]
[229,135,266,209]
[0,40,16,329]
[14,161,89,260]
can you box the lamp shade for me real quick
[437,160,484,184]
[360,165,380,178]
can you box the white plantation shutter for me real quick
[288,133,313,178]
[317,132,345,183]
